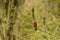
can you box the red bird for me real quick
[33,21,37,30]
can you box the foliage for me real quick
[0,0,60,40]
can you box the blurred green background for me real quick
[0,0,60,40]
